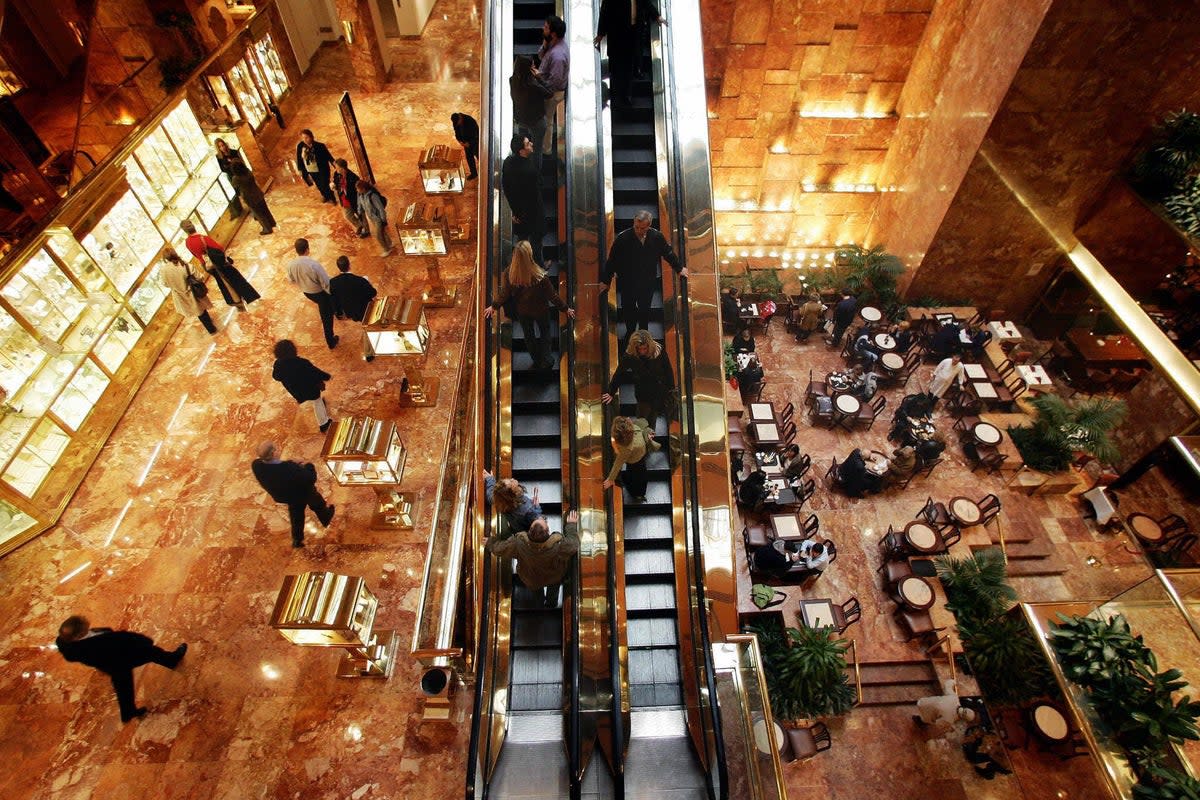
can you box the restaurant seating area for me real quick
[725,295,1195,799]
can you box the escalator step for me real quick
[627,617,678,648]
[625,549,675,576]
[511,647,562,686]
[510,681,565,712]
[513,383,560,404]
[615,203,656,221]
[514,480,561,505]
[613,175,659,192]
[513,611,563,649]
[630,683,682,708]
[628,647,681,688]
[612,148,656,165]
[625,583,677,612]
[513,446,562,471]
[623,515,673,540]
[512,414,561,437]
[511,352,562,374]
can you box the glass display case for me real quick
[206,75,240,124]
[82,192,164,294]
[322,416,407,485]
[1,250,87,340]
[418,145,465,195]
[50,361,110,431]
[254,34,289,99]
[3,418,70,497]
[398,203,450,256]
[362,297,430,356]
[228,60,267,129]
[92,312,143,373]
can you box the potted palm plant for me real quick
[1008,394,1127,473]
[831,244,905,309]
[745,622,857,721]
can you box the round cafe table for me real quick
[972,422,1003,446]
[949,496,983,526]
[860,306,882,323]
[904,521,940,554]
[1127,513,1164,545]
[873,333,896,351]
[752,718,786,754]
[1030,703,1070,743]
[834,394,861,415]
[897,575,935,610]
[880,352,904,372]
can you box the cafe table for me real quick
[749,402,778,425]
[972,382,999,400]
[860,306,883,323]
[1029,703,1071,743]
[959,328,974,345]
[739,303,759,320]
[906,306,978,323]
[897,575,935,611]
[767,479,797,507]
[972,421,1003,447]
[752,718,786,755]
[866,452,890,477]
[948,496,983,527]
[904,521,942,554]
[826,371,853,393]
[770,513,805,542]
[988,321,1022,340]
[1065,329,1149,368]
[833,394,861,429]
[1017,364,1053,387]
[1127,513,1165,547]
[754,421,782,448]
[873,333,897,351]
[880,352,905,372]
[799,597,837,629]
[755,449,783,476]
[962,363,988,380]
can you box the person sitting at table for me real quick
[781,443,809,484]
[731,327,756,355]
[753,539,799,579]
[736,354,765,396]
[916,431,947,464]
[738,469,770,512]
[795,292,825,341]
[853,330,881,369]
[884,445,917,486]
[891,321,914,354]
[721,287,745,333]
[929,321,962,358]
[850,365,879,400]
[965,326,992,359]
[798,539,831,573]
[929,353,965,405]
[840,448,882,497]
[962,725,1014,780]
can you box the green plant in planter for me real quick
[1090,662,1200,773]
[747,623,856,720]
[1136,766,1200,800]
[935,549,1016,628]
[1009,393,1127,473]
[1131,110,1200,201]
[1052,613,1153,689]
[747,268,783,299]
[958,613,1056,706]
[723,342,738,379]
[832,244,905,308]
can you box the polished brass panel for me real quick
[718,635,788,800]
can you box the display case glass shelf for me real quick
[229,60,266,128]
[254,34,289,99]
[196,178,234,231]
[123,159,164,218]
[47,232,113,294]
[134,128,188,202]
[92,312,142,373]
[82,192,164,294]
[0,414,36,472]
[128,266,169,326]
[161,103,208,171]
[1,250,87,341]
[20,353,85,418]
[3,418,70,497]
[0,310,44,397]
[398,203,450,255]
[51,360,109,431]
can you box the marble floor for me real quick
[0,2,1182,799]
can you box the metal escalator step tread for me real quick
[512,383,560,404]
[513,481,561,504]
[613,175,659,191]
[612,149,656,164]
[625,549,676,575]
[625,583,677,612]
[512,415,562,436]
[510,647,562,685]
[627,617,678,648]
[512,610,563,648]
[623,516,674,539]
[509,682,564,712]
[512,447,563,471]
[628,647,681,686]
[612,121,654,136]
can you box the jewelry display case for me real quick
[228,59,267,129]
[253,34,289,100]
[362,297,431,357]
[418,145,465,195]
[398,203,450,256]
[321,416,414,529]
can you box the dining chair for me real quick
[919,496,958,536]
[949,392,982,420]
[977,493,1002,525]
[940,527,962,549]
[878,525,909,560]
[811,396,835,427]
[877,556,914,591]
[831,598,861,634]
[854,394,886,430]
[801,513,820,540]
[804,369,829,406]
[728,429,747,460]
[893,607,943,643]
[793,478,816,509]
[914,455,942,479]
[780,420,797,447]
[1158,513,1191,539]
[825,540,838,563]
[742,522,772,551]
[784,722,832,761]
[780,402,795,425]
[781,451,811,479]
[823,457,841,489]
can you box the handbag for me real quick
[184,265,208,300]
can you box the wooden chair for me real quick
[810,395,835,427]
[948,392,982,420]
[878,526,909,561]
[741,380,766,404]
[900,350,924,388]
[781,451,811,480]
[779,402,795,426]
[784,722,832,761]
[793,478,816,509]
[920,496,954,529]
[831,597,861,634]
[940,527,962,549]
[805,369,828,405]
[743,523,771,550]
[878,557,914,591]
[978,493,1002,526]
[729,430,748,459]
[1158,513,1191,539]
[893,607,943,643]
[913,456,942,480]
[854,394,886,430]
[823,457,841,490]
[780,420,797,447]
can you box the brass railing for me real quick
[846,640,863,707]
[718,634,788,800]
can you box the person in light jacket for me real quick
[929,354,965,403]
[486,510,580,607]
[159,252,216,334]
[602,415,660,503]
[355,178,393,256]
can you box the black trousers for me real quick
[307,169,334,202]
[518,313,554,367]
[286,488,333,545]
[106,648,179,719]
[621,457,648,496]
[304,291,338,347]
[514,216,546,267]
[618,287,654,347]
[198,310,216,334]
[464,141,479,177]
[607,35,636,104]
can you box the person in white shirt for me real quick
[929,353,965,403]
[285,238,338,349]
[913,678,978,736]
[799,539,830,572]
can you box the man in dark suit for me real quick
[252,440,335,548]
[451,113,480,180]
[295,129,336,204]
[55,615,187,723]
[330,256,379,361]
[501,133,545,265]
[831,292,858,344]
[600,209,687,348]
[594,0,664,106]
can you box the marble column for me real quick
[332,0,390,94]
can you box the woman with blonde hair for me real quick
[484,240,575,369]
[159,251,216,334]
[601,329,675,431]
[603,415,660,503]
[484,469,542,536]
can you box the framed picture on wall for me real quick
[338,92,374,185]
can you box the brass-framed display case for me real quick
[398,203,450,256]
[0,97,243,555]
[270,571,399,678]
[201,32,290,132]
[362,297,431,357]
[418,145,465,195]
[321,415,414,529]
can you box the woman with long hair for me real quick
[603,415,660,503]
[215,138,275,235]
[509,54,551,171]
[602,329,675,432]
[484,241,575,369]
[159,251,216,334]
[484,469,542,536]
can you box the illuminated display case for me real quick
[418,145,465,195]
[362,297,430,357]
[322,416,406,485]
[253,34,289,99]
[228,60,266,128]
[398,203,449,256]
[0,96,240,553]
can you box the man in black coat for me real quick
[252,440,335,548]
[501,133,545,265]
[295,129,336,204]
[600,210,687,348]
[451,113,480,180]
[330,256,379,361]
[594,0,664,106]
[55,615,187,722]
[831,292,858,344]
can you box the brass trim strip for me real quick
[723,634,788,800]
